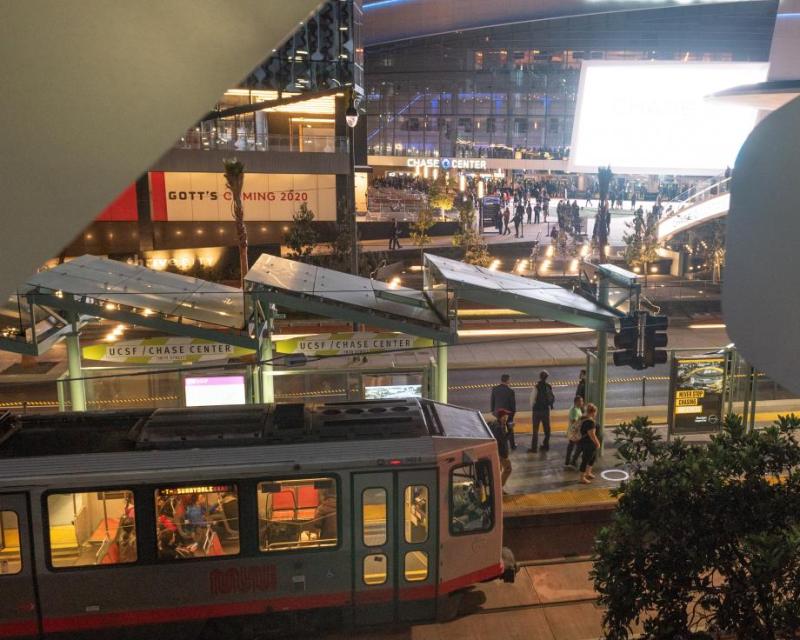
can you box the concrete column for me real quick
[596,278,609,451]
[436,342,448,403]
[65,322,86,411]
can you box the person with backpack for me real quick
[565,395,584,468]
[528,370,555,453]
[578,403,602,484]
[490,373,517,450]
[487,409,513,488]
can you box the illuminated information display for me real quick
[668,355,726,435]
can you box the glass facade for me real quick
[365,2,776,158]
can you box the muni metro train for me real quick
[0,399,515,639]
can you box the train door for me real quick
[352,472,394,625]
[396,469,437,622]
[0,493,39,639]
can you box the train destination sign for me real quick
[668,355,726,435]
[274,332,433,357]
[82,338,254,365]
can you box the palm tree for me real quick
[223,158,248,288]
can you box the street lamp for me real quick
[345,98,359,278]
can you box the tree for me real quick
[410,205,437,260]
[622,206,659,278]
[284,203,317,261]
[427,173,455,216]
[595,166,613,262]
[452,197,491,267]
[593,414,800,640]
[223,158,248,288]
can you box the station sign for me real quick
[406,157,487,170]
[82,337,254,365]
[274,332,433,357]
[668,355,726,435]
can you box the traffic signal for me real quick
[643,314,669,367]
[613,314,644,369]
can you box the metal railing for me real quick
[660,177,731,224]
[175,132,348,154]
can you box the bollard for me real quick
[641,377,646,407]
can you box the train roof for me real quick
[0,400,494,488]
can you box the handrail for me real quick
[175,132,348,154]
[660,177,731,225]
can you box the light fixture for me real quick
[345,103,359,128]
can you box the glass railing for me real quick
[176,132,348,154]
[660,177,731,223]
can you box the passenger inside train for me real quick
[45,490,137,567]
[258,477,338,552]
[450,461,495,534]
[155,485,240,560]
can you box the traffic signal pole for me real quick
[596,276,609,452]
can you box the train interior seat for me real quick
[296,486,319,520]
[270,489,297,521]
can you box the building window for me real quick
[514,118,528,135]
[46,490,136,568]
[362,488,387,547]
[404,485,429,544]
[450,461,494,534]
[404,551,429,582]
[258,477,337,552]
[0,511,21,575]
[155,484,239,560]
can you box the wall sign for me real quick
[668,355,726,435]
[82,337,254,365]
[274,332,433,357]
[406,157,487,170]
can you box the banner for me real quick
[668,355,726,435]
[157,172,336,222]
[82,337,254,365]
[274,332,433,357]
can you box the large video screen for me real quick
[569,61,768,175]
[184,375,246,407]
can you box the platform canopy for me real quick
[245,254,453,342]
[423,254,620,332]
[7,255,256,355]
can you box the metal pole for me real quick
[436,342,448,403]
[748,368,757,432]
[65,317,86,411]
[596,277,609,453]
[260,307,274,404]
[641,376,646,407]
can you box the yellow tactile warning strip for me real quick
[503,487,617,516]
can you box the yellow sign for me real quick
[82,337,254,364]
[676,405,703,415]
[274,332,434,357]
[675,397,700,407]
[675,390,705,399]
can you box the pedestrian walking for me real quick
[578,403,601,484]
[490,374,517,450]
[526,201,533,224]
[528,370,554,452]
[534,203,541,224]
[487,409,513,488]
[576,369,586,401]
[513,207,523,238]
[388,218,402,250]
[565,395,584,468]
[502,207,511,235]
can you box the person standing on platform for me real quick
[526,200,533,224]
[513,205,523,238]
[565,395,585,468]
[529,370,554,452]
[502,207,511,235]
[389,218,402,251]
[487,409,513,489]
[490,374,517,450]
[578,403,601,484]
[534,202,542,224]
[571,201,581,234]
[576,368,586,402]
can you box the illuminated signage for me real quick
[406,157,487,170]
[83,337,254,364]
[275,331,433,356]
[668,356,726,435]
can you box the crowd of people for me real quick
[488,369,601,488]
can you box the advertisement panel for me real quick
[274,332,433,357]
[159,172,336,221]
[185,376,246,407]
[668,355,726,435]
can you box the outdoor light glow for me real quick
[488,259,501,271]
[580,244,590,257]
[388,276,402,289]
[477,180,485,199]
[569,61,768,174]
[546,245,554,258]
[458,327,595,338]
[633,266,641,273]
[570,259,579,271]
[104,302,116,311]
[459,174,466,192]
[688,323,727,329]
[651,266,659,273]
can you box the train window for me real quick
[46,490,137,568]
[403,485,429,544]
[362,488,387,547]
[450,460,494,534]
[155,484,239,560]
[257,477,338,553]
[404,550,429,582]
[0,511,22,575]
[363,553,388,585]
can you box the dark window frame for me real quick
[448,459,495,536]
